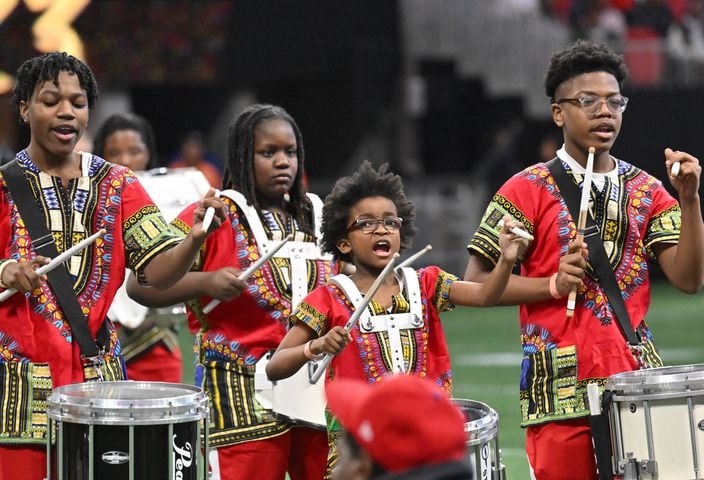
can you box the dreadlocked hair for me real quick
[11,52,98,117]
[93,112,158,169]
[321,161,416,263]
[223,104,313,234]
[544,40,627,102]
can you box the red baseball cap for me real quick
[325,374,467,472]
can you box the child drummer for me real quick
[266,161,531,476]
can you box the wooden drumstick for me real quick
[0,229,106,302]
[566,146,595,318]
[671,161,681,178]
[309,253,400,384]
[497,220,534,242]
[395,244,432,270]
[201,189,220,234]
[202,234,292,314]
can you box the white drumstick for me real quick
[309,253,400,384]
[395,244,432,270]
[201,189,220,234]
[202,234,292,314]
[567,146,595,317]
[587,382,601,415]
[0,229,106,302]
[671,161,681,178]
[497,220,534,242]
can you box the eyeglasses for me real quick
[556,95,629,115]
[347,216,403,234]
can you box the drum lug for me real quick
[618,455,658,479]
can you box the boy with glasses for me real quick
[465,39,704,479]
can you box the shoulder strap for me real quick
[0,159,101,357]
[546,158,640,345]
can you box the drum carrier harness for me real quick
[329,267,424,375]
[219,189,330,308]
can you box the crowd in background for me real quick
[538,0,704,86]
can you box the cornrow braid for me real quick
[11,52,98,118]
[224,104,312,234]
[321,161,417,263]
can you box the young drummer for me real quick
[266,161,530,477]
[127,104,335,480]
[0,52,224,479]
[465,40,704,479]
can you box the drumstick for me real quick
[309,253,400,384]
[202,234,292,314]
[0,229,106,302]
[201,188,220,234]
[566,146,595,318]
[587,382,601,416]
[671,161,681,178]
[395,244,432,270]
[497,220,534,242]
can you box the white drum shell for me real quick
[606,364,704,479]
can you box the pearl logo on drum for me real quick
[101,450,130,465]
[173,435,194,477]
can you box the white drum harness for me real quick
[329,267,424,374]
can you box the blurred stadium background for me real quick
[3,1,703,477]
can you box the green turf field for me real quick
[177,280,703,478]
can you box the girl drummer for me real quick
[128,104,335,480]
[265,161,530,476]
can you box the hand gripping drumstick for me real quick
[202,234,292,314]
[566,146,595,318]
[395,244,432,270]
[0,229,106,302]
[309,253,400,384]
[497,220,534,242]
[201,189,221,234]
[671,160,681,178]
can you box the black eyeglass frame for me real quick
[346,216,404,234]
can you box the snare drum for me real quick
[47,381,209,480]
[453,398,506,480]
[606,364,704,479]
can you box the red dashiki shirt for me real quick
[292,265,457,390]
[0,150,180,444]
[291,265,457,472]
[468,157,680,426]
[171,194,338,447]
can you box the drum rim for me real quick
[451,398,500,446]
[605,364,704,393]
[47,381,209,425]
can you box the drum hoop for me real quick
[47,381,209,425]
[606,364,704,393]
[609,389,704,402]
[451,398,500,446]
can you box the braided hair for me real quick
[11,52,98,117]
[223,104,312,233]
[321,161,416,263]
